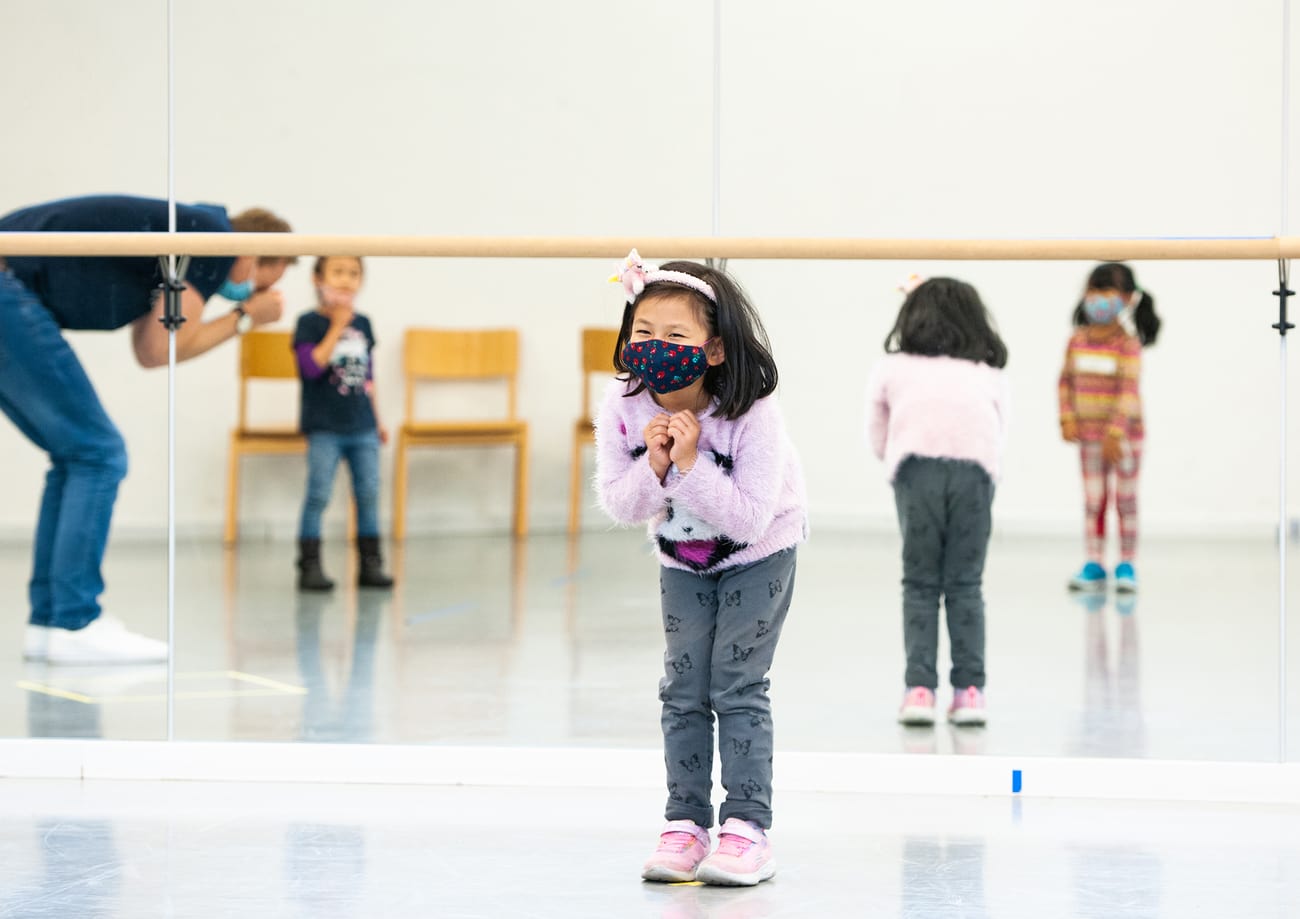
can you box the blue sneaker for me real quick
[1114,562,1138,593]
[1068,562,1107,592]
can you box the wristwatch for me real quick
[232,305,254,335]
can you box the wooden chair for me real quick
[392,328,529,539]
[224,330,355,544]
[567,327,621,533]
[224,331,307,545]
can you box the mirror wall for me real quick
[0,0,169,740]
[2,1,1297,763]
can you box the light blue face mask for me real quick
[1083,293,1126,324]
[218,275,255,302]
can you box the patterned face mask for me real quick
[622,339,712,394]
[1083,293,1126,325]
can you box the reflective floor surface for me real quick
[2,530,1298,762]
[1,778,1296,918]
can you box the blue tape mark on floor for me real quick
[406,601,478,626]
[1012,769,1023,794]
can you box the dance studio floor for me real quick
[2,530,1298,916]
[1,529,1296,760]
[1,779,1297,917]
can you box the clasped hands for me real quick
[644,411,701,481]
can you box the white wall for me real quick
[1,0,1295,540]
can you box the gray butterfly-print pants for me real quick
[893,456,993,691]
[657,546,797,830]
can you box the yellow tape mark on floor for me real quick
[224,671,308,694]
[15,670,307,705]
[105,689,308,703]
[15,681,95,704]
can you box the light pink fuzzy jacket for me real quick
[866,353,1010,483]
[594,380,808,574]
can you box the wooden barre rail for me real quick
[1,233,1299,260]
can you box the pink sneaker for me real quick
[948,686,987,726]
[642,820,711,882]
[695,818,775,887]
[897,686,936,726]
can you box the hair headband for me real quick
[610,248,716,304]
[897,273,926,295]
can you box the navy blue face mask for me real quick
[622,339,713,393]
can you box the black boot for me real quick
[357,536,394,589]
[297,538,336,592]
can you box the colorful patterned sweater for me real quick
[1058,327,1144,442]
[594,380,808,574]
[866,353,1010,483]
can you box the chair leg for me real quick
[393,432,408,541]
[513,430,529,538]
[567,432,583,536]
[224,440,240,546]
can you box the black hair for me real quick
[884,277,1008,368]
[613,261,778,420]
[1072,262,1161,346]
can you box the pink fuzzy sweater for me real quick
[866,353,1010,483]
[594,381,808,574]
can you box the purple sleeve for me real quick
[666,398,788,545]
[594,383,666,525]
[296,343,327,380]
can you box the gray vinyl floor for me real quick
[3,531,1299,917]
[0,778,1296,918]
[2,530,1297,762]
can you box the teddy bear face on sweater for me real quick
[655,492,747,572]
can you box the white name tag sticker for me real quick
[1075,353,1119,375]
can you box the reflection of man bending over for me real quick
[0,195,293,664]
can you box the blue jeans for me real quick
[0,271,128,629]
[299,431,381,540]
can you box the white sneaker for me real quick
[24,625,52,661]
[44,617,169,665]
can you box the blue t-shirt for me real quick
[293,311,378,436]
[0,195,234,330]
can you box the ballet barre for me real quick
[1,233,1297,260]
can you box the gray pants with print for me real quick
[894,457,992,691]
[658,547,797,830]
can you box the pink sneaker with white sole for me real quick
[948,686,987,726]
[642,820,711,882]
[898,686,936,726]
[695,818,775,887]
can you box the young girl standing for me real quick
[293,256,394,592]
[867,277,1009,727]
[1059,263,1160,594]
[595,250,806,887]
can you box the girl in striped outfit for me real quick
[1059,263,1161,593]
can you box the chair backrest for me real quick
[402,328,520,421]
[238,330,299,431]
[580,327,621,422]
